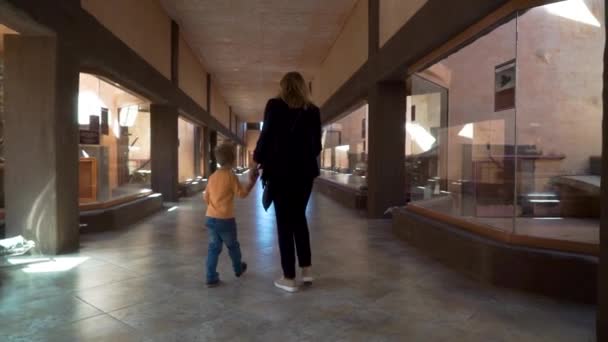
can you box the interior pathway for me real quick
[0,182,596,341]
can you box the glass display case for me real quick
[78,73,152,206]
[320,103,368,190]
[406,0,604,247]
[178,117,196,183]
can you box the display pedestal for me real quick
[80,145,110,202]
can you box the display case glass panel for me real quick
[178,117,196,183]
[406,0,604,246]
[320,103,368,189]
[78,73,152,206]
[513,0,604,244]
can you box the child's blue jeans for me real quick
[206,217,243,283]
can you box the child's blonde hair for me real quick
[215,143,236,167]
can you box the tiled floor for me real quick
[0,183,596,341]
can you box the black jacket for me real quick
[253,98,322,183]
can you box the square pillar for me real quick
[367,81,406,218]
[202,126,211,177]
[194,126,202,176]
[4,36,79,254]
[599,5,608,338]
[209,130,218,174]
[150,104,179,202]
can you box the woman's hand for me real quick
[249,163,260,183]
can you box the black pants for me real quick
[273,178,313,279]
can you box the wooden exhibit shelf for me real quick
[407,204,599,256]
[78,158,97,202]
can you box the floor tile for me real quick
[0,184,596,340]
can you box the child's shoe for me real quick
[236,262,248,277]
[274,277,298,293]
[301,267,313,285]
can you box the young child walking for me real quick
[203,143,257,287]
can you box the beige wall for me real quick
[312,0,368,106]
[211,82,230,128]
[178,35,207,110]
[379,0,427,47]
[82,1,257,137]
[178,117,195,182]
[82,0,171,79]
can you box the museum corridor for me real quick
[0,0,606,340]
[0,186,597,341]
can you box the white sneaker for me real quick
[301,267,314,284]
[274,277,298,293]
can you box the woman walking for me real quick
[253,71,322,292]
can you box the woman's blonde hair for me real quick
[279,71,312,109]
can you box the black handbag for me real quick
[262,181,272,211]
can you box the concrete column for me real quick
[202,126,211,177]
[209,130,218,173]
[4,36,79,254]
[367,81,406,218]
[598,3,608,339]
[194,126,202,176]
[150,104,179,202]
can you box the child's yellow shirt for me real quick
[204,168,251,219]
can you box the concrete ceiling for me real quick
[160,0,358,122]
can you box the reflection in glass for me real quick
[405,0,604,247]
[514,0,603,244]
[320,104,368,190]
[178,117,196,183]
[406,12,518,234]
[78,73,151,205]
